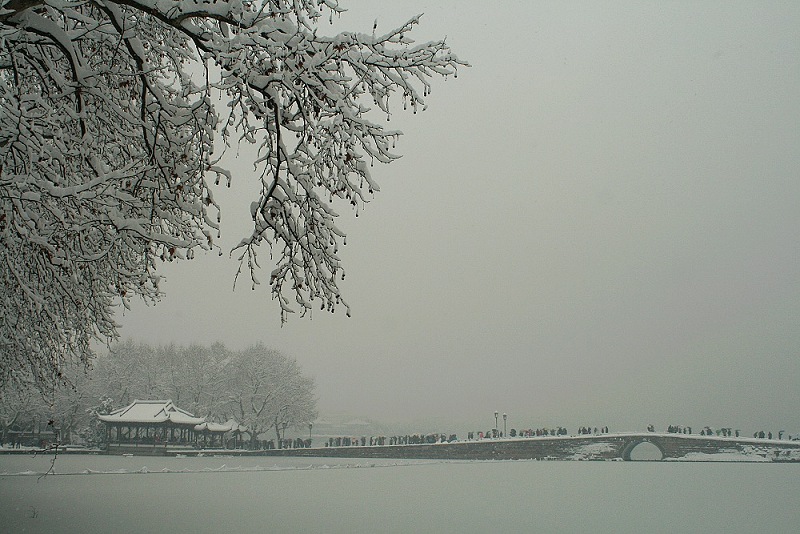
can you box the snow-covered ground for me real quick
[1,454,798,533]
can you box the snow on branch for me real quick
[0,0,466,389]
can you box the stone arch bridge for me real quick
[260,433,800,462]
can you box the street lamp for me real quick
[503,413,507,437]
[494,411,499,438]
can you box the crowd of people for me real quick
[753,430,783,440]
[323,434,459,448]
[274,424,795,450]
[246,438,313,450]
[465,427,573,440]
[577,426,610,435]
[655,425,793,440]
[666,425,692,434]
[701,427,735,437]
[317,426,618,449]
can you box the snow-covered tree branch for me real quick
[0,0,465,389]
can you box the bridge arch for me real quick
[621,437,666,461]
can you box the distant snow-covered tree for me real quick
[163,342,229,418]
[0,381,40,444]
[93,339,167,406]
[0,0,465,389]
[92,339,229,419]
[223,343,317,447]
[81,395,114,447]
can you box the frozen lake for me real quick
[1,453,798,533]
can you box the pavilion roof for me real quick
[194,422,231,433]
[195,419,248,433]
[98,400,205,426]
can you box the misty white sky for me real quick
[117,1,800,434]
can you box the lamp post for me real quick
[503,413,507,437]
[494,411,499,438]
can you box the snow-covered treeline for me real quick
[0,340,317,446]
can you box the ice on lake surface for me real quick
[1,453,798,533]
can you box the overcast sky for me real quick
[117,1,800,434]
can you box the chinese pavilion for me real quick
[98,399,205,451]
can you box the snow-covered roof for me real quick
[98,400,205,426]
[224,419,248,433]
[195,422,231,433]
[194,418,250,433]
